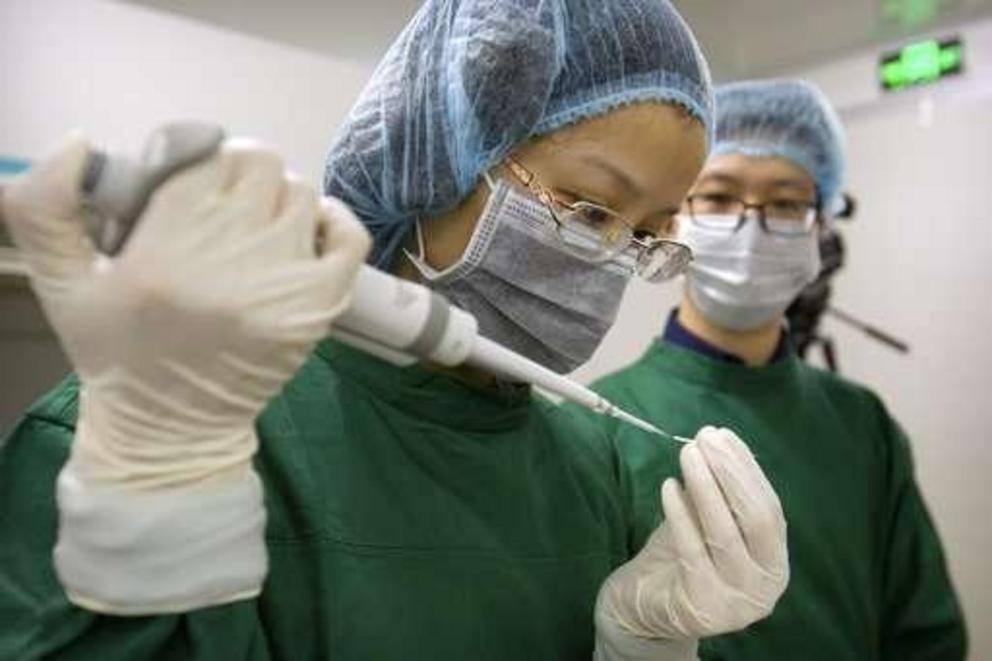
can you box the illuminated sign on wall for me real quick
[880,37,964,91]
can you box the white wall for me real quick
[0,0,371,427]
[580,18,992,658]
[802,28,992,658]
[0,0,371,188]
[831,86,992,659]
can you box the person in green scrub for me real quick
[569,79,967,660]
[0,3,791,660]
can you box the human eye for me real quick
[767,199,812,219]
[692,191,739,213]
[576,204,615,227]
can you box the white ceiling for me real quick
[674,0,992,79]
[119,0,423,66]
[120,0,992,79]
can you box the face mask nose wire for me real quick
[736,206,764,234]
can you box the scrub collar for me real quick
[315,339,533,433]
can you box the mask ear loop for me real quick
[401,214,435,280]
[410,168,498,264]
[482,170,497,191]
[413,216,427,261]
[405,167,502,278]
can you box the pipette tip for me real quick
[610,406,690,444]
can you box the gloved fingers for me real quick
[231,175,319,266]
[134,140,285,255]
[697,428,788,577]
[275,173,321,260]
[166,171,320,310]
[680,435,756,582]
[659,477,711,575]
[230,224,363,342]
[220,140,288,230]
[315,197,372,259]
[2,133,96,283]
[310,196,372,302]
[704,427,787,541]
[132,144,231,249]
[706,426,781,505]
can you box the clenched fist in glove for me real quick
[595,427,790,661]
[2,134,370,614]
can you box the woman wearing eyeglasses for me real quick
[0,2,789,660]
[568,79,967,661]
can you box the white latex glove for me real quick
[2,134,370,613]
[595,426,789,661]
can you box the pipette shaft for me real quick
[469,337,686,441]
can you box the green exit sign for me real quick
[880,37,964,91]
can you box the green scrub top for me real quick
[566,340,967,661]
[0,340,639,660]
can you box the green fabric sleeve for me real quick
[879,410,967,661]
[0,379,269,661]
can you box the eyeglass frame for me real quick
[684,193,822,237]
[501,157,693,278]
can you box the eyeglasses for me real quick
[685,193,819,237]
[503,158,693,282]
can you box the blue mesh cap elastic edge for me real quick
[712,79,847,213]
[532,70,714,148]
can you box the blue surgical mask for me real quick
[405,176,634,374]
[678,214,821,331]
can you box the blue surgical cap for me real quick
[324,0,713,267]
[713,79,847,213]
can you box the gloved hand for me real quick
[2,134,370,613]
[594,426,789,661]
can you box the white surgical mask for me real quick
[678,213,820,331]
[405,176,635,374]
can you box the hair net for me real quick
[324,0,713,267]
[713,79,847,213]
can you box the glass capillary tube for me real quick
[606,404,692,443]
[469,336,690,443]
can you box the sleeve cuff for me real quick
[53,457,267,615]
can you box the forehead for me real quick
[697,153,816,194]
[549,103,705,170]
[524,102,708,206]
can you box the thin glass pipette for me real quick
[469,336,690,443]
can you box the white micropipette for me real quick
[72,121,686,441]
[469,336,689,442]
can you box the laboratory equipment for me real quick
[77,122,684,441]
[786,194,910,372]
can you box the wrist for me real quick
[595,605,699,661]
[73,385,259,488]
[54,454,268,614]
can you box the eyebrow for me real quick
[766,179,816,195]
[581,155,641,194]
[697,173,815,197]
[694,172,740,187]
[580,155,681,216]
